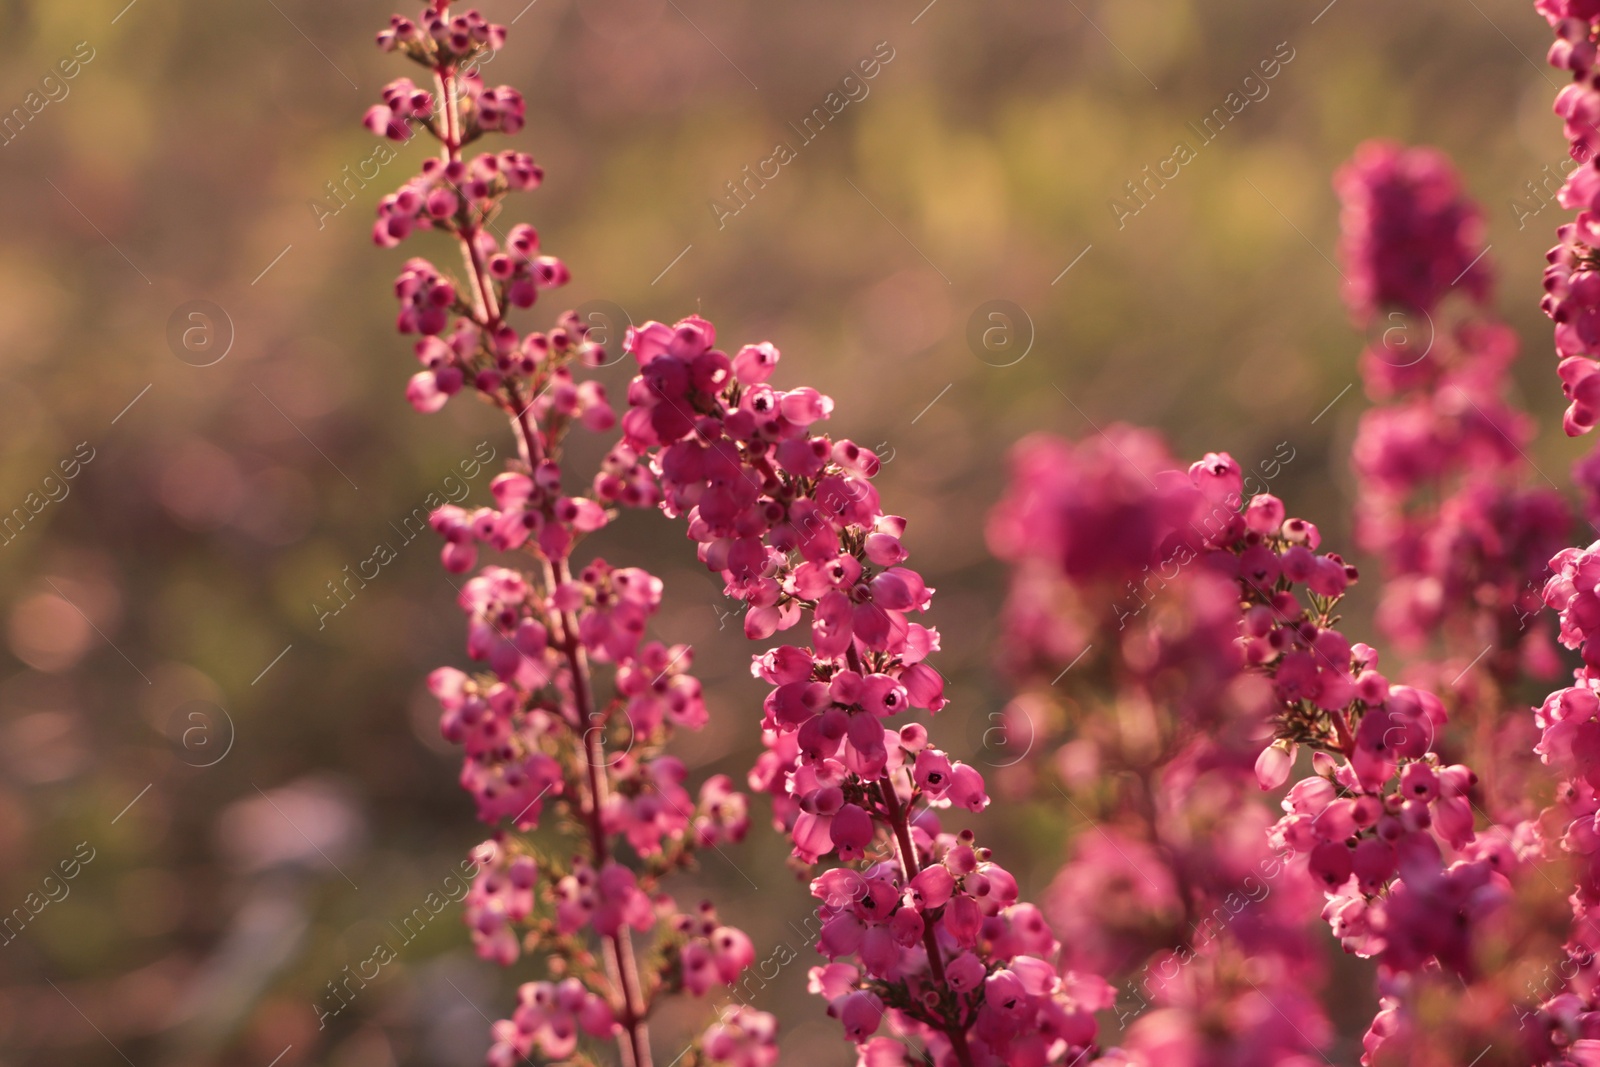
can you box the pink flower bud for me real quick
[830,803,874,855]
[983,968,1029,1015]
[946,952,986,993]
[908,866,955,910]
[1399,762,1438,802]
[1245,493,1286,534]
[1308,841,1353,889]
[1255,742,1294,790]
[1432,794,1475,849]
[732,342,780,383]
[944,763,989,812]
[943,893,982,946]
[834,990,884,1042]
[914,749,953,796]
[889,905,924,946]
[1351,839,1396,894]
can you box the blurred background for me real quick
[0,0,1584,1062]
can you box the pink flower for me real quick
[832,990,885,1042]
[1334,140,1491,320]
[946,952,987,993]
[702,1007,778,1067]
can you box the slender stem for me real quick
[546,554,654,1067]
[435,64,548,471]
[845,644,975,1067]
[876,777,977,1067]
[1329,707,1355,757]
[504,379,546,468]
[462,225,502,323]
[432,43,650,1067]
[435,70,501,318]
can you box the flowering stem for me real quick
[432,51,653,1067]
[841,640,976,1064]
[503,379,545,467]
[433,64,548,471]
[875,777,977,1067]
[435,68,501,319]
[545,556,654,1067]
[372,9,774,1064]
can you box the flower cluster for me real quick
[1329,15,1600,1061]
[1046,754,1332,1067]
[985,429,1252,748]
[373,153,545,249]
[351,2,1600,1065]
[488,978,615,1065]
[607,315,1114,1066]
[1542,2,1600,439]
[1213,466,1540,1062]
[363,76,432,141]
[463,835,537,965]
[376,6,506,64]
[701,1005,781,1067]
[1321,127,1600,1063]
[1536,547,1600,931]
[1335,144,1571,674]
[985,421,1556,1064]
[1333,140,1491,323]
[367,7,767,1067]
[991,438,1408,1062]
